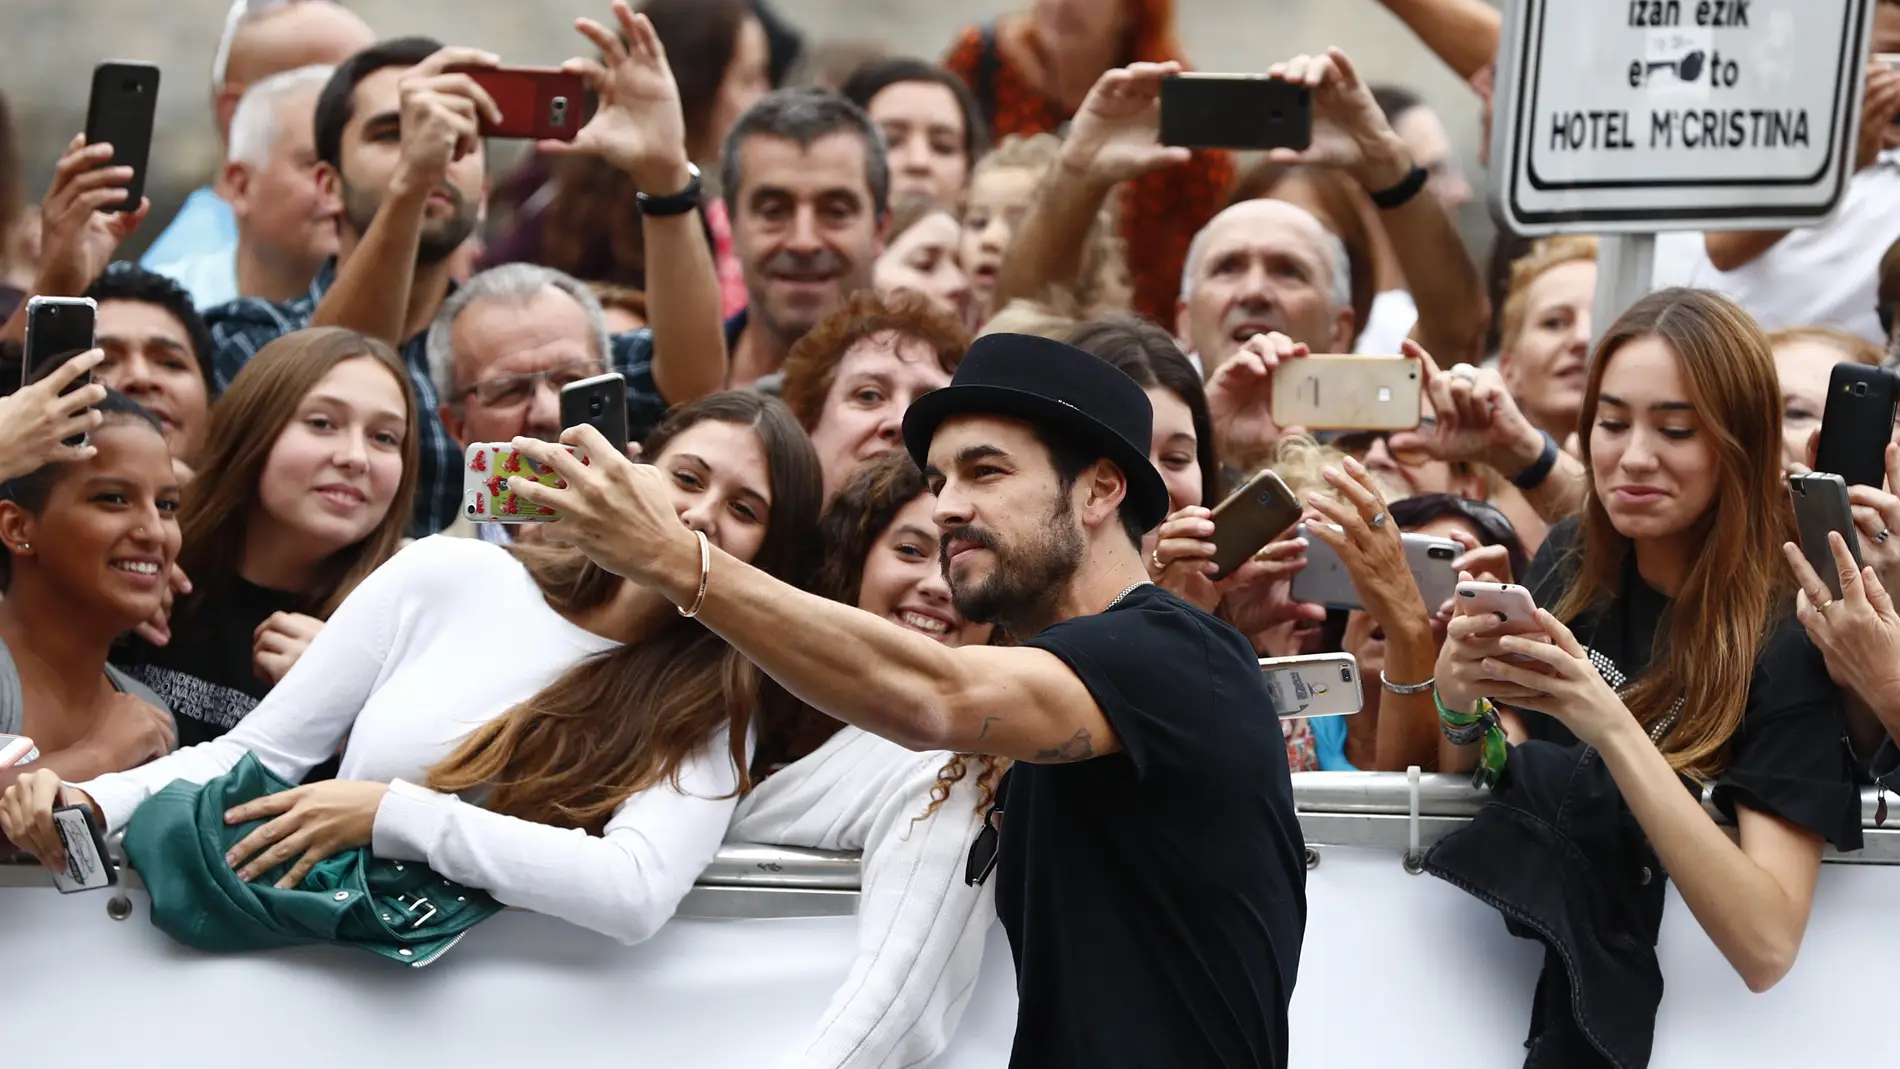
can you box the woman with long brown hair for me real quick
[731,449,998,1069]
[11,392,822,944]
[112,327,418,749]
[1435,289,1860,1000]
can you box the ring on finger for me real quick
[1369,511,1388,529]
[1449,363,1479,383]
[1879,529,1892,545]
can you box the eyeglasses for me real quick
[1329,418,1438,468]
[457,362,601,410]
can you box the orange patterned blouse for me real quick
[943,22,1235,324]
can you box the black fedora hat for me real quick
[902,333,1171,532]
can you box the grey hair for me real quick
[719,88,890,219]
[425,264,612,401]
[1179,203,1352,315]
[227,64,335,167]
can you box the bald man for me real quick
[140,0,373,271]
[1175,199,1357,372]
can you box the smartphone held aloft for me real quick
[1270,355,1423,432]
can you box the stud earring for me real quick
[14,543,28,551]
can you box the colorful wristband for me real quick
[1435,690,1510,791]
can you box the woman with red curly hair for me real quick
[729,448,1000,1069]
[941,0,1232,323]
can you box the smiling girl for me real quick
[114,327,418,748]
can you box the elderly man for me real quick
[427,263,613,542]
[150,65,339,309]
[140,0,373,268]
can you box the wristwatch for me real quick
[635,163,702,217]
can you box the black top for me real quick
[1523,518,1861,851]
[996,584,1306,1069]
[113,577,307,749]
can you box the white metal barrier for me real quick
[2,772,1893,1067]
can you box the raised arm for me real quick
[308,47,501,343]
[1270,48,1487,363]
[1375,0,1501,81]
[991,63,1190,317]
[1,136,150,343]
[506,431,1123,764]
[544,1,728,404]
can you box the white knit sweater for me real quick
[730,726,999,1069]
[76,536,742,945]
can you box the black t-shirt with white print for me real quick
[995,584,1307,1069]
[113,577,305,749]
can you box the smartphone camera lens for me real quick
[1429,546,1454,560]
[550,97,569,123]
[1854,381,1870,397]
[1339,665,1352,682]
[589,397,604,415]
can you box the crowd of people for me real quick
[1,0,1899,1065]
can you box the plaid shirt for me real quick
[203,260,664,538]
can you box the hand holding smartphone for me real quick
[462,442,589,523]
[85,61,160,213]
[1814,363,1900,488]
[1206,470,1302,579]
[23,296,99,447]
[448,65,589,141]
[1790,472,1864,600]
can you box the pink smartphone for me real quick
[0,733,39,768]
[1455,581,1545,663]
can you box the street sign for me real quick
[1492,0,1876,234]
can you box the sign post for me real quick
[1490,0,1876,336]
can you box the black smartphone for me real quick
[84,61,161,213]
[560,372,629,457]
[24,296,98,447]
[1814,363,1900,488]
[1159,73,1311,151]
[1790,472,1864,600]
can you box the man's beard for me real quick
[341,178,478,266]
[940,490,1085,637]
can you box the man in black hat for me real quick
[504,333,1307,1069]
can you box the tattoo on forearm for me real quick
[1033,729,1095,763]
[978,716,1001,740]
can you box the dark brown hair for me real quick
[1066,315,1222,507]
[178,328,419,619]
[1554,288,1790,781]
[1229,161,1376,349]
[781,289,971,431]
[427,391,823,833]
[808,450,1004,816]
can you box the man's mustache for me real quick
[939,525,1000,576]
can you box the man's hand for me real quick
[1265,48,1414,192]
[1205,332,1310,471]
[1385,341,1548,480]
[392,48,502,196]
[32,136,150,294]
[1057,62,1193,189]
[132,563,193,647]
[253,612,326,687]
[0,348,106,477]
[1859,62,1900,171]
[508,426,698,594]
[547,1,694,191]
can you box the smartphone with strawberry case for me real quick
[461,442,587,523]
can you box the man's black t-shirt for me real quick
[996,584,1307,1069]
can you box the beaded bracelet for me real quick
[1434,689,1510,791]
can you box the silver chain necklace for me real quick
[1107,580,1151,610]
